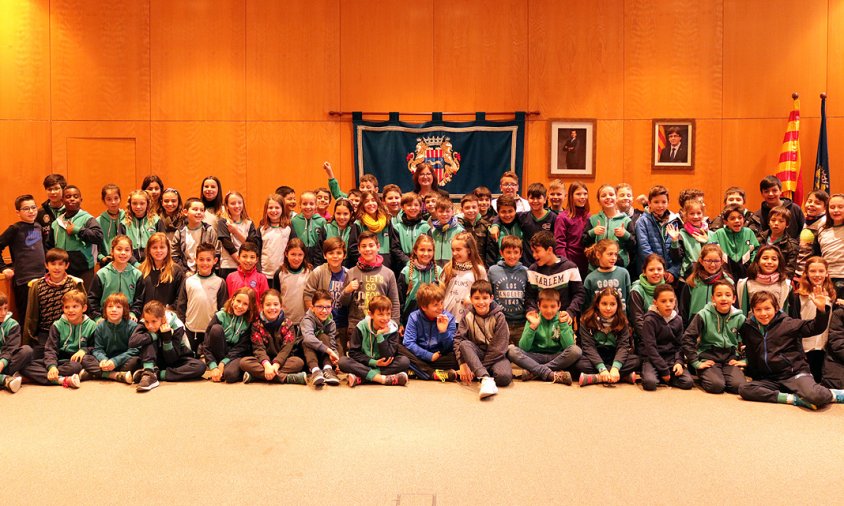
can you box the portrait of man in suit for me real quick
[659,126,688,163]
[653,120,694,169]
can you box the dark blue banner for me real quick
[814,95,831,194]
[353,112,525,196]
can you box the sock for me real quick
[777,393,790,404]
[144,362,154,370]
[159,370,167,381]
[323,365,332,371]
[311,367,320,374]
[830,389,844,403]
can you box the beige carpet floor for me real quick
[4,377,844,505]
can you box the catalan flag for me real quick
[814,94,831,194]
[658,124,667,154]
[776,95,803,202]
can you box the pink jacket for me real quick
[226,267,269,300]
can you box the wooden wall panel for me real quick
[0,121,52,227]
[0,0,50,120]
[529,0,624,119]
[826,0,844,108]
[150,0,245,120]
[724,0,828,119]
[246,0,339,121]
[624,0,723,119]
[246,122,341,219]
[432,0,528,111]
[50,0,150,120]
[150,122,247,203]
[51,121,151,185]
[66,138,137,218]
[340,0,434,111]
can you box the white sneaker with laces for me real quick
[479,376,498,399]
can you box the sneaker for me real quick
[311,369,325,387]
[347,373,361,388]
[118,371,133,384]
[552,371,572,385]
[384,372,408,386]
[479,376,498,399]
[285,372,308,385]
[323,367,340,386]
[136,370,160,392]
[521,370,536,382]
[5,375,22,393]
[132,369,145,384]
[831,388,844,403]
[626,372,639,384]
[579,373,600,387]
[433,369,457,382]
[793,395,818,410]
[78,370,91,382]
[63,374,81,389]
[242,372,253,384]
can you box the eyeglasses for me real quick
[314,305,333,311]
[501,182,518,188]
[19,206,38,212]
[702,259,722,264]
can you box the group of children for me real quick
[1,165,844,408]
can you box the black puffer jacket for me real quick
[740,307,830,379]
[822,307,844,389]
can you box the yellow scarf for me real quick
[362,213,387,233]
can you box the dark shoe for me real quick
[552,371,572,385]
[521,370,536,382]
[136,370,160,392]
[132,369,145,384]
[285,372,307,385]
[311,369,325,387]
[323,367,340,386]
[242,372,253,384]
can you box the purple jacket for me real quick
[554,209,590,274]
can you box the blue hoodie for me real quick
[487,260,528,323]
[402,309,456,361]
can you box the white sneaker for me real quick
[479,376,498,399]
[6,375,22,393]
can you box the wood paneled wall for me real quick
[1,0,840,228]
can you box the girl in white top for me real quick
[795,256,837,382]
[275,238,312,327]
[817,193,844,298]
[440,231,487,324]
[260,194,294,285]
[217,191,259,279]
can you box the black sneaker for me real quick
[132,369,145,384]
[136,370,160,392]
[311,369,325,387]
[323,367,340,386]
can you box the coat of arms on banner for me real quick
[407,135,461,185]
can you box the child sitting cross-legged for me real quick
[300,289,341,387]
[240,289,308,385]
[398,283,459,382]
[639,284,693,391]
[576,287,640,386]
[506,288,581,385]
[79,293,140,384]
[339,295,410,387]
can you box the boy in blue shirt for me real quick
[398,283,458,381]
[488,235,528,344]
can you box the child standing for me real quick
[291,191,328,266]
[23,249,85,353]
[274,238,311,328]
[668,198,710,278]
[382,184,403,218]
[0,293,32,393]
[759,205,798,278]
[226,242,268,301]
[430,196,464,268]
[709,186,763,237]
[240,290,308,385]
[129,300,206,392]
[175,243,228,353]
[315,187,333,220]
[711,204,759,280]
[635,185,681,284]
[303,238,350,355]
[516,183,558,266]
[738,290,844,409]
[200,176,222,229]
[159,188,185,241]
[525,231,584,322]
[737,245,794,316]
[491,171,530,213]
[124,189,165,263]
[474,186,496,221]
[457,194,491,267]
[506,288,580,385]
[319,199,357,267]
[300,289,341,386]
[547,180,565,214]
[397,235,439,324]
[628,254,666,340]
[141,175,164,215]
[0,194,46,320]
[486,195,522,265]
[583,184,635,270]
[97,184,124,266]
[754,175,805,239]
[36,174,67,243]
[339,295,409,387]
[795,190,828,280]
[795,256,836,382]
[171,198,219,275]
[816,193,844,298]
[639,284,693,391]
[398,283,459,381]
[87,235,145,321]
[80,293,139,384]
[455,280,512,399]
[554,181,591,277]
[138,232,185,308]
[679,244,732,324]
[217,191,260,280]
[582,239,631,309]
[577,288,640,386]
[204,287,257,383]
[487,235,528,344]
[440,232,487,324]
[392,192,431,270]
[259,194,294,285]
[341,231,401,334]
[46,185,104,289]
[682,280,746,394]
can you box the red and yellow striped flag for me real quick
[776,96,803,202]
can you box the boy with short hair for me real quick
[129,300,207,392]
[491,171,529,213]
[391,192,431,263]
[487,235,528,344]
[516,182,557,265]
[548,180,565,213]
[709,186,763,237]
[507,288,580,385]
[23,248,85,352]
[0,292,32,393]
[171,197,219,275]
[45,185,104,289]
[473,186,496,221]
[635,185,682,283]
[754,175,805,239]
[0,194,46,319]
[23,290,95,388]
[300,289,341,386]
[430,196,464,267]
[759,205,798,278]
[175,243,228,353]
[398,283,458,381]
[225,241,268,299]
[36,173,67,243]
[304,237,350,355]
[341,231,401,333]
[639,284,693,391]
[291,191,328,266]
[525,231,584,321]
[486,195,523,265]
[80,292,139,384]
[457,194,490,266]
[339,294,409,386]
[455,280,512,399]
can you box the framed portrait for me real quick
[653,119,695,169]
[549,119,596,177]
